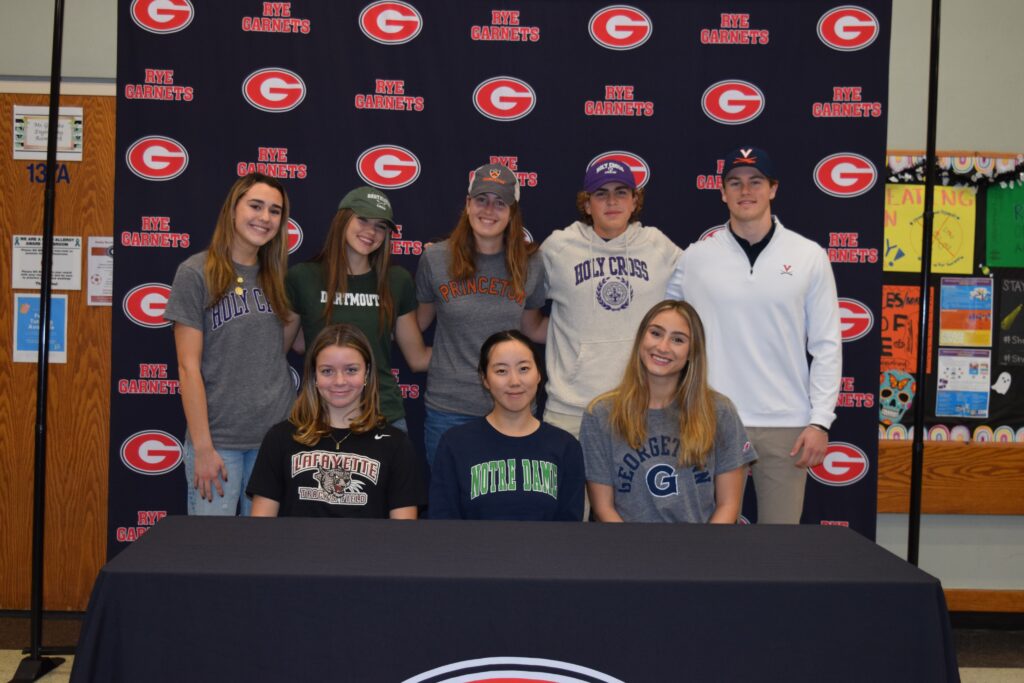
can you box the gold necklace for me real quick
[234,275,244,296]
[330,428,353,451]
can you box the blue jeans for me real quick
[422,407,476,469]
[183,435,259,516]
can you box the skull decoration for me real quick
[879,370,916,425]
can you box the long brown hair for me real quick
[313,208,394,334]
[290,323,385,444]
[589,300,720,468]
[203,173,291,323]
[447,200,538,298]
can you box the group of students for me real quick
[164,146,842,525]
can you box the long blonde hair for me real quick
[313,208,395,334]
[589,300,720,468]
[203,173,291,323]
[290,324,385,444]
[447,200,537,299]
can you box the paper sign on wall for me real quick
[12,235,82,290]
[12,105,84,161]
[13,293,67,363]
[883,184,976,274]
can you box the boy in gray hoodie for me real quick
[541,159,683,438]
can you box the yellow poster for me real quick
[883,184,976,273]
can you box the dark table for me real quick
[71,517,958,682]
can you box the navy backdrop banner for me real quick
[110,0,890,553]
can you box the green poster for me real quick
[986,184,1024,267]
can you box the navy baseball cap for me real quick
[583,158,637,193]
[722,147,776,180]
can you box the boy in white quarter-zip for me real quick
[666,147,841,524]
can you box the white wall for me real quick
[0,0,116,80]
[1,0,1022,594]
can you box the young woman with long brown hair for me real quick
[165,173,297,516]
[415,163,547,468]
[580,300,756,523]
[286,187,429,432]
[248,324,424,518]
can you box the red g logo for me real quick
[403,656,624,683]
[818,6,880,51]
[123,283,172,328]
[121,430,182,475]
[126,136,189,181]
[587,151,650,188]
[359,1,422,44]
[473,77,536,122]
[838,297,874,342]
[813,153,877,198]
[356,145,421,189]
[131,0,194,34]
[287,218,303,254]
[809,442,869,486]
[589,5,652,50]
[702,80,765,125]
[242,68,306,113]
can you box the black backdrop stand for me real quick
[11,0,69,680]
[907,0,942,567]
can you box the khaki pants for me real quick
[747,426,808,524]
[543,408,588,520]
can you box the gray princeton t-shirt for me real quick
[415,241,545,415]
[164,252,295,450]
[580,395,757,523]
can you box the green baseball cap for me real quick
[338,186,395,227]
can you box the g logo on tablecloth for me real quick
[403,656,625,683]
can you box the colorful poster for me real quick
[880,284,934,374]
[986,184,1024,268]
[883,184,976,273]
[998,277,1024,366]
[13,293,67,363]
[939,277,993,347]
[935,348,991,418]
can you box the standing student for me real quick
[580,300,756,524]
[429,330,584,521]
[666,147,841,524]
[165,173,297,516]
[248,324,425,518]
[287,187,429,432]
[541,158,682,439]
[416,163,546,467]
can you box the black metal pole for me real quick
[907,0,942,567]
[12,0,68,680]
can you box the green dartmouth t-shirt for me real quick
[286,261,416,424]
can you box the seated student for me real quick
[580,300,756,524]
[429,330,584,521]
[248,324,425,518]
